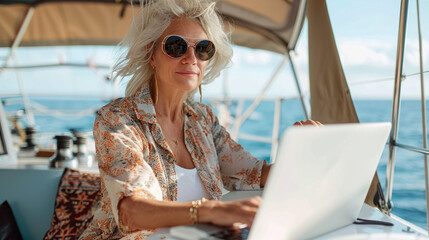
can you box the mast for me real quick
[385,0,409,214]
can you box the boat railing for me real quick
[205,51,309,164]
[207,95,305,163]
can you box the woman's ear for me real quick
[148,42,156,68]
[150,57,155,69]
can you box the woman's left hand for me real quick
[293,119,323,127]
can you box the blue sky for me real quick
[1,0,429,100]
[326,0,429,99]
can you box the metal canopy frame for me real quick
[385,0,408,214]
[385,0,429,232]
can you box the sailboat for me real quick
[0,0,428,239]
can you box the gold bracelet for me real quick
[189,198,207,224]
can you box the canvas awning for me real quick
[0,0,306,53]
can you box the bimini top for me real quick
[0,0,306,53]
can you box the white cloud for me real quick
[292,37,394,67]
[231,51,242,66]
[291,43,309,66]
[244,52,258,64]
[337,39,393,66]
[243,50,273,65]
[404,39,429,68]
[255,52,273,64]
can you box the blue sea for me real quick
[3,97,428,229]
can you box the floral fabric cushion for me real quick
[44,168,101,240]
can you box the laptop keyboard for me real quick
[209,227,250,240]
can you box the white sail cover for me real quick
[307,0,359,124]
[307,1,383,210]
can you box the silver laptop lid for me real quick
[249,122,391,240]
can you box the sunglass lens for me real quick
[196,40,215,60]
[164,36,188,58]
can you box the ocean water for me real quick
[3,97,428,229]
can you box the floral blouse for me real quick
[79,84,265,240]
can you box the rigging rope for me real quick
[15,100,100,120]
[350,70,429,86]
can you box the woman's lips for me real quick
[176,71,197,77]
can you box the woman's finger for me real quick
[294,119,323,127]
[308,119,318,126]
[240,196,262,207]
[207,197,261,227]
[293,121,304,127]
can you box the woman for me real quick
[80,0,319,239]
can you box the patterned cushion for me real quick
[44,168,101,240]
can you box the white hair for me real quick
[112,0,233,100]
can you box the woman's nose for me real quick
[181,46,197,65]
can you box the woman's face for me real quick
[150,18,210,93]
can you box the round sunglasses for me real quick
[161,35,216,61]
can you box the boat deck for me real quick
[148,191,428,240]
[1,154,99,174]
[2,158,428,239]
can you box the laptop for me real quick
[170,122,391,240]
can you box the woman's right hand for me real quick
[293,119,322,127]
[199,196,261,228]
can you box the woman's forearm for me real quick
[119,197,194,231]
[118,195,261,232]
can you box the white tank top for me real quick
[175,164,211,202]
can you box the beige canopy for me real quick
[0,0,305,53]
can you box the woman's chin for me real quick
[175,80,200,91]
